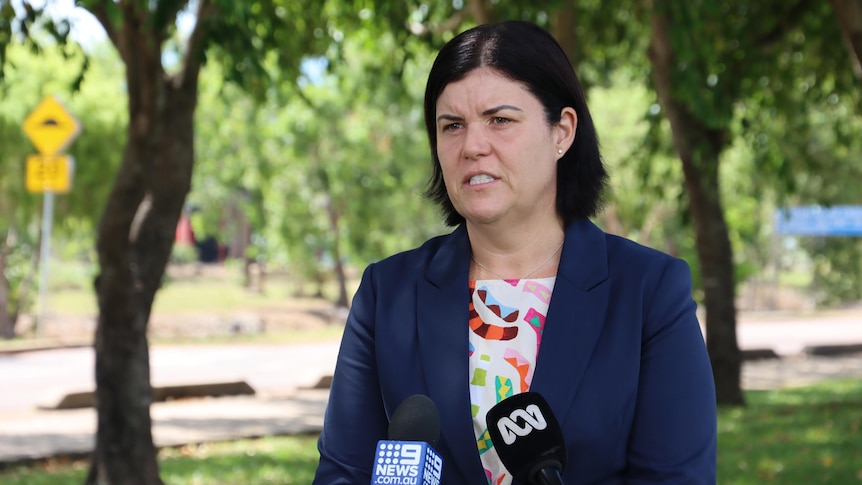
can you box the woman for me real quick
[314,20,716,484]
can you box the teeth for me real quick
[469,174,495,185]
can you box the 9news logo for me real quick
[373,441,442,485]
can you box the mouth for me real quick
[467,174,497,186]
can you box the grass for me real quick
[0,435,321,485]
[1,380,860,484]
[46,266,343,317]
[717,379,862,484]
[0,262,355,351]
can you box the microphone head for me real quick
[388,394,441,447]
[486,392,567,483]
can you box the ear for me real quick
[555,107,577,155]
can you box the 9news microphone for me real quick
[371,394,444,485]
[486,392,567,485]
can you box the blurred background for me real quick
[0,0,861,483]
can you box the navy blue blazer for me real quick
[314,219,717,484]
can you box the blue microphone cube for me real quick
[371,440,443,485]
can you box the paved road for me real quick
[0,341,340,413]
[2,310,861,413]
[0,310,861,465]
[735,310,862,355]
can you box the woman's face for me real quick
[435,68,575,228]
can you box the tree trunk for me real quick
[325,198,349,309]
[830,0,862,79]
[647,1,744,406]
[87,47,199,485]
[0,230,13,339]
[551,1,578,64]
[467,0,498,24]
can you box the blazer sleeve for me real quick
[625,257,717,484]
[313,264,389,484]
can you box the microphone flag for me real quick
[371,440,443,485]
[372,394,443,485]
[486,392,567,484]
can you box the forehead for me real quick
[436,68,537,109]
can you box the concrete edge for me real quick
[0,342,91,355]
[302,375,333,390]
[41,381,256,410]
[804,343,862,356]
[741,348,780,361]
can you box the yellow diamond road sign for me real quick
[26,154,75,194]
[22,96,81,156]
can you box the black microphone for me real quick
[486,392,567,485]
[388,394,441,447]
[371,394,444,485]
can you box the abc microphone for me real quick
[371,394,444,485]
[486,392,567,485]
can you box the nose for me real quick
[461,125,490,160]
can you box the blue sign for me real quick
[775,205,862,236]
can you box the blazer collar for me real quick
[417,225,482,482]
[417,220,610,482]
[529,219,611,430]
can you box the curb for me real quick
[804,343,862,357]
[41,381,256,410]
[0,342,90,356]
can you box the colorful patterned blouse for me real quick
[468,277,556,485]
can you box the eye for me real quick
[491,116,511,125]
[441,122,462,132]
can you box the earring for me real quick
[557,148,563,155]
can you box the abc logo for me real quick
[494,404,547,445]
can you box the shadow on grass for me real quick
[718,379,862,484]
[158,434,320,484]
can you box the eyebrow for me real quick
[436,104,523,123]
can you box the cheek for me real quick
[436,138,459,160]
[439,162,459,190]
[437,145,459,175]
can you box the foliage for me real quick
[0,42,125,328]
[191,23,447,295]
[807,238,862,306]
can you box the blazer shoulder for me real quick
[603,232,691,275]
[606,234,692,284]
[370,230,458,277]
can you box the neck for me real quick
[467,220,565,280]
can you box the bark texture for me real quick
[0,232,13,339]
[830,0,862,79]
[85,2,206,483]
[647,1,745,406]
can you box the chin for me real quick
[463,211,504,226]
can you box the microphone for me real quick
[486,392,567,485]
[371,394,444,485]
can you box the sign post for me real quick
[22,96,82,333]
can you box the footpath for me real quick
[1,307,861,467]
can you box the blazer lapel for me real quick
[417,226,486,482]
[530,219,610,429]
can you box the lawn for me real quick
[1,379,860,484]
[717,379,862,484]
[1,261,353,350]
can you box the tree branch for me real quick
[755,0,816,51]
[87,2,120,53]
[829,0,862,79]
[176,0,217,89]
[408,10,466,36]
